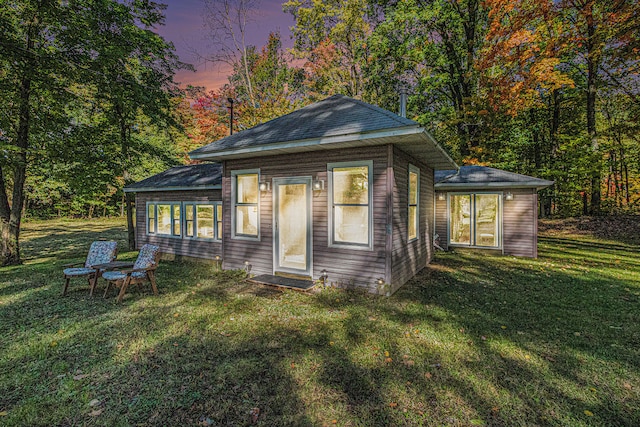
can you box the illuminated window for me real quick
[232,170,260,239]
[147,202,181,237]
[328,161,372,249]
[408,165,419,241]
[449,193,501,248]
[184,202,222,240]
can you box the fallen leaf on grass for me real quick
[425,372,432,379]
[384,351,390,357]
[389,402,398,408]
[88,399,101,407]
[0,411,7,416]
[385,357,393,363]
[331,420,337,424]
[73,374,89,381]
[89,409,103,416]
[584,410,594,417]
[249,407,260,424]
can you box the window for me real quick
[329,161,372,249]
[147,202,221,240]
[183,203,222,240]
[148,202,181,237]
[148,204,156,234]
[408,165,419,240]
[232,170,259,239]
[449,193,501,248]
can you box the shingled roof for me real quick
[435,166,554,190]
[124,163,222,193]
[189,94,457,170]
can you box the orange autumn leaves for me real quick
[479,0,574,116]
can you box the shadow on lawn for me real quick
[2,220,639,425]
[381,250,639,423]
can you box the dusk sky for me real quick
[156,0,296,91]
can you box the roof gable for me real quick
[124,163,222,193]
[435,166,554,190]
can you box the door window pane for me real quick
[475,194,499,247]
[450,195,471,245]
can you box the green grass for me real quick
[1,217,639,426]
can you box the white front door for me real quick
[273,177,312,276]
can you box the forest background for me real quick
[1,0,639,265]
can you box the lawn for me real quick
[0,217,638,426]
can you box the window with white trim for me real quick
[184,202,222,240]
[449,193,501,248]
[146,201,221,240]
[408,165,419,240]
[329,161,372,248]
[232,170,259,238]
[147,202,181,237]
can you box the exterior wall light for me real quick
[437,192,446,201]
[505,192,514,201]
[258,181,270,192]
[312,177,325,191]
[320,269,329,287]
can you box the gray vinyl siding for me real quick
[503,188,538,257]
[435,192,448,250]
[390,147,434,291]
[135,190,222,260]
[434,187,538,258]
[223,146,388,292]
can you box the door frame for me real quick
[272,176,313,276]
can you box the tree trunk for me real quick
[126,193,136,250]
[1,74,32,265]
[585,5,601,215]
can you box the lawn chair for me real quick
[102,244,160,302]
[62,241,118,296]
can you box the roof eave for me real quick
[435,181,554,190]
[189,125,423,159]
[124,184,222,193]
[190,126,458,171]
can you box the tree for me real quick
[365,0,488,160]
[0,0,184,264]
[283,0,375,99]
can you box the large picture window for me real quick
[232,170,259,239]
[147,202,181,237]
[329,161,372,249]
[184,203,222,240]
[449,193,501,248]
[147,202,221,241]
[408,165,419,241]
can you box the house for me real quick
[124,95,552,294]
